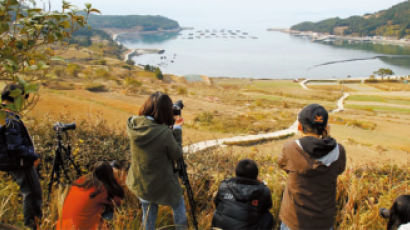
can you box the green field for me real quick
[348,95,410,106]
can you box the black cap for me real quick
[298,104,328,128]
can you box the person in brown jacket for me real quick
[278,104,346,230]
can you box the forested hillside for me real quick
[87,14,180,31]
[291,0,410,38]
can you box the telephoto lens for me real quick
[53,122,76,132]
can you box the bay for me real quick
[120,28,410,79]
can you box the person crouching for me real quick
[380,195,410,230]
[212,159,274,230]
[56,161,125,230]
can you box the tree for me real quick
[373,68,394,80]
[126,59,135,66]
[155,67,164,80]
[0,1,97,125]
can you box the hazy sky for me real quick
[42,0,407,28]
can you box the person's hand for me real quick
[174,117,184,126]
[34,159,40,168]
[113,168,127,186]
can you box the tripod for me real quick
[47,127,81,200]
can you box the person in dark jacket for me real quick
[380,195,410,230]
[278,104,346,230]
[212,159,274,230]
[0,84,42,230]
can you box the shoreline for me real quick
[268,28,410,47]
[123,48,165,62]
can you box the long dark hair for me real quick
[73,162,125,200]
[139,91,174,126]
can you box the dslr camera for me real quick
[53,122,76,132]
[173,100,184,116]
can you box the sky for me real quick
[42,0,407,28]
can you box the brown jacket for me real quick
[278,139,346,230]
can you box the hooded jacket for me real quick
[278,136,346,230]
[212,177,273,230]
[126,116,183,207]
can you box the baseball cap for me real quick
[298,104,328,128]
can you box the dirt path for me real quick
[183,81,350,153]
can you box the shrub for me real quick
[44,81,75,90]
[122,65,132,70]
[144,64,156,72]
[66,63,82,78]
[125,77,142,88]
[155,67,164,80]
[177,86,188,95]
[93,59,107,65]
[85,83,108,92]
[126,59,135,66]
[95,68,112,80]
[52,66,66,78]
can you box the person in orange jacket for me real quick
[56,161,125,230]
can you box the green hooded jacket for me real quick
[126,116,183,207]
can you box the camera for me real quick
[379,208,390,219]
[173,100,184,116]
[53,122,76,132]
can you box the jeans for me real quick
[140,196,188,230]
[11,166,43,229]
[280,222,333,230]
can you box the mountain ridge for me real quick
[291,0,410,39]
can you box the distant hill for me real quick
[291,0,410,38]
[87,14,180,31]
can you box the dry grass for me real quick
[2,41,410,229]
[368,82,410,91]
[1,120,407,229]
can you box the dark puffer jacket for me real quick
[0,111,39,171]
[212,177,273,230]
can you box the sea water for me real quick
[121,28,410,79]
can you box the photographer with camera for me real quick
[126,92,188,230]
[56,161,125,230]
[0,84,42,230]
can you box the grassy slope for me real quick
[1,41,409,229]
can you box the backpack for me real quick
[0,114,36,171]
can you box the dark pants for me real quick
[11,166,42,229]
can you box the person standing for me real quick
[126,92,188,230]
[0,84,42,230]
[278,104,346,230]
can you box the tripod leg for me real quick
[67,156,81,177]
[60,158,71,182]
[47,151,59,200]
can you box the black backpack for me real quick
[0,118,33,171]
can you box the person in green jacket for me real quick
[126,92,187,230]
